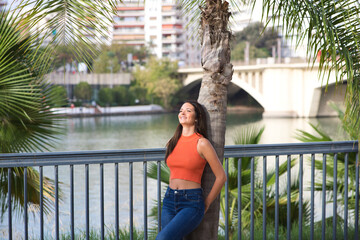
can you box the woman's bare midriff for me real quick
[169,178,201,189]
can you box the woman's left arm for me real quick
[198,138,227,213]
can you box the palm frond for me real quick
[295,123,333,143]
[0,167,61,220]
[14,0,122,68]
[0,10,63,153]
[0,10,63,217]
[147,161,170,185]
[258,0,360,139]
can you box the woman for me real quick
[156,100,227,240]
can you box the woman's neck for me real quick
[182,126,195,137]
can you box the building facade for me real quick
[0,0,7,11]
[113,0,201,66]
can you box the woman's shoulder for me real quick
[197,136,211,148]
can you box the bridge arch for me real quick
[231,74,266,109]
[180,74,266,109]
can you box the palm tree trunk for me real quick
[185,0,233,239]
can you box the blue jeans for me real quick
[156,187,205,240]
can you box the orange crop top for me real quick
[166,133,207,184]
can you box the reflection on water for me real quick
[4,113,345,238]
[55,113,344,152]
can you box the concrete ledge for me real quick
[262,110,299,118]
[52,104,165,117]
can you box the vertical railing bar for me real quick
[40,166,43,240]
[24,167,28,240]
[344,153,349,240]
[157,161,161,233]
[262,156,266,240]
[130,162,134,240]
[8,168,12,240]
[332,154,338,240]
[225,158,229,240]
[115,163,119,240]
[238,157,242,240]
[310,154,315,240]
[321,154,326,240]
[70,165,74,240]
[250,157,255,240]
[299,154,303,240]
[85,164,89,240]
[143,161,148,240]
[100,164,104,240]
[355,153,359,240]
[275,155,279,240]
[55,165,59,240]
[287,155,291,240]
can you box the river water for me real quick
[2,112,346,238]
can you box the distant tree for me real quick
[133,46,151,65]
[98,87,113,106]
[105,44,134,62]
[74,82,92,101]
[232,42,269,61]
[52,44,97,71]
[112,86,134,106]
[133,57,181,108]
[153,77,181,109]
[231,22,279,61]
[52,45,75,69]
[50,85,68,107]
[100,44,152,67]
[129,85,148,104]
[93,51,121,73]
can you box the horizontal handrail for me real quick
[224,140,358,157]
[1,140,359,240]
[0,141,357,167]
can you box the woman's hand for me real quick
[204,199,210,213]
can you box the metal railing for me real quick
[0,141,358,240]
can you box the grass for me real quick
[218,219,356,240]
[29,219,355,239]
[30,226,151,240]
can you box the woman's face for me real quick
[178,102,197,126]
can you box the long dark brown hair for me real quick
[165,100,208,162]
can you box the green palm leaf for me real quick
[0,10,62,217]
[296,119,359,217]
[258,0,360,139]
[16,0,123,67]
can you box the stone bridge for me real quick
[178,63,345,117]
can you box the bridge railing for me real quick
[0,141,358,240]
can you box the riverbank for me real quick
[52,104,165,117]
[227,105,264,114]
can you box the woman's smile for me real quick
[178,102,196,125]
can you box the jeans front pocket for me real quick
[185,193,202,202]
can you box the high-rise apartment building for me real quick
[113,0,201,66]
[0,0,7,11]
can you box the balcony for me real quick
[162,36,184,44]
[161,18,183,25]
[116,10,145,17]
[113,28,145,35]
[0,141,358,239]
[161,28,183,35]
[162,45,184,53]
[114,21,144,27]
